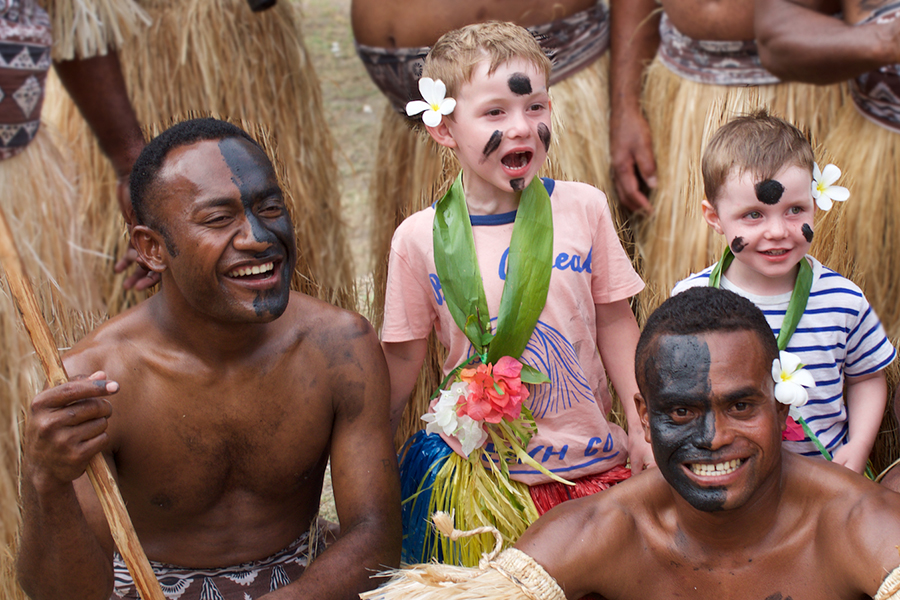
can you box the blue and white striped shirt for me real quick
[673,256,896,458]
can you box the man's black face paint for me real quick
[218,137,296,318]
[755,179,784,205]
[481,130,502,164]
[801,223,813,243]
[508,72,532,96]
[731,236,746,253]
[645,334,727,512]
[510,178,525,191]
[537,122,551,152]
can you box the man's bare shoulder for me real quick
[517,470,672,597]
[60,301,157,377]
[281,291,379,352]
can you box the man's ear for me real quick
[425,120,457,149]
[701,199,724,235]
[776,398,790,434]
[132,225,168,273]
[635,393,652,444]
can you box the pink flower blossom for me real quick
[782,416,805,441]
[457,358,529,424]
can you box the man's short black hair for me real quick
[130,118,264,231]
[635,287,779,393]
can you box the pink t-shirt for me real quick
[382,179,644,484]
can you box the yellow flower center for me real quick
[430,102,440,111]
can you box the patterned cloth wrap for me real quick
[850,2,900,133]
[111,530,322,600]
[355,0,609,115]
[0,0,50,161]
[657,12,780,86]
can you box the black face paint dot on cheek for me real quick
[508,72,532,96]
[481,130,502,164]
[731,236,746,253]
[537,123,551,152]
[802,223,814,243]
[755,179,784,205]
[510,178,524,191]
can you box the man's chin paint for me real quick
[644,334,727,512]
[218,137,295,319]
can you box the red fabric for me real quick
[529,464,632,515]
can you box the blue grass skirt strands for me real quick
[398,431,453,563]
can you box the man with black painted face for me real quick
[512,286,900,600]
[15,118,401,600]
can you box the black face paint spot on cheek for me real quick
[481,130,502,164]
[507,72,532,96]
[755,179,784,205]
[731,236,746,254]
[537,123,551,152]
[510,178,525,191]
[801,223,813,243]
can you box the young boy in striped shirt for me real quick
[673,111,895,474]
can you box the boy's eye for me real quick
[746,211,762,219]
[789,206,803,215]
[486,109,502,117]
[528,103,545,112]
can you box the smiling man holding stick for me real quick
[15,118,401,600]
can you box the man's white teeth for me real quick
[229,262,274,277]
[690,459,742,477]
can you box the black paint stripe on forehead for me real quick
[508,73,532,96]
[755,179,784,205]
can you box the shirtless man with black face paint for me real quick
[16,119,401,600]
[514,287,900,600]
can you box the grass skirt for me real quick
[376,56,632,448]
[0,127,103,600]
[399,432,539,567]
[42,0,356,316]
[636,57,848,322]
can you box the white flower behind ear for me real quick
[812,162,850,211]
[772,351,815,416]
[405,78,456,127]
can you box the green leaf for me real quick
[519,364,551,384]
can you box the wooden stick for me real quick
[0,208,165,600]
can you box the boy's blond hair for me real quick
[422,21,552,104]
[702,110,815,204]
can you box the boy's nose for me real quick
[505,111,530,138]
[764,217,788,239]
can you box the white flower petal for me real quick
[779,351,803,374]
[788,405,803,420]
[775,381,809,407]
[815,195,834,211]
[824,185,849,202]
[771,358,783,382]
[422,109,443,127]
[813,162,822,182]
[439,97,456,115]
[821,163,841,186]
[788,369,816,389]
[405,100,430,116]
[431,79,447,104]
[418,77,437,104]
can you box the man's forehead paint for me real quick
[802,223,813,243]
[652,334,712,397]
[731,236,746,253]
[508,72,532,96]
[481,130,502,163]
[755,179,784,205]
[538,122,551,152]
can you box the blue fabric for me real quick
[398,431,453,563]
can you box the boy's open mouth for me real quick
[226,261,276,280]
[501,150,532,170]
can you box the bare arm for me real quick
[381,338,428,434]
[53,51,160,290]
[755,0,900,83]
[609,0,660,214]
[16,373,118,600]
[831,370,887,474]
[264,316,401,599]
[595,300,654,470]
